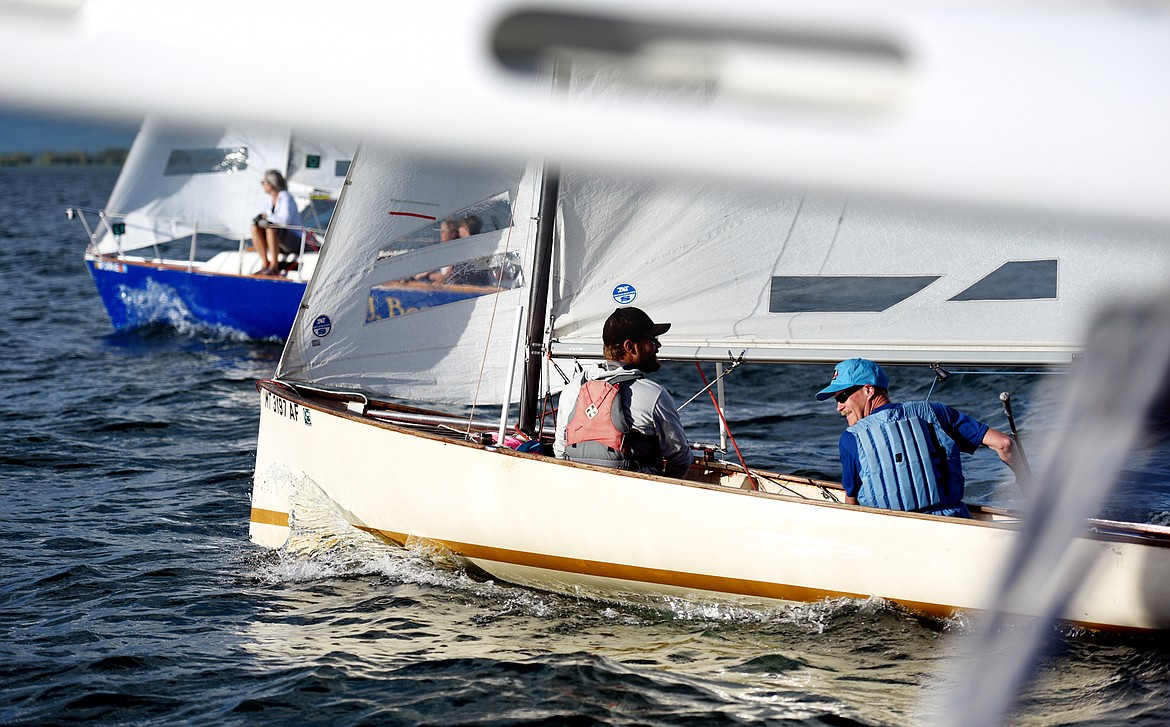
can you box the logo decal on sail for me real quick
[312,315,332,337]
[612,283,636,305]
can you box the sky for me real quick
[0,104,138,153]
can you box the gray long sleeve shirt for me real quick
[554,361,692,478]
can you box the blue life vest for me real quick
[847,402,970,517]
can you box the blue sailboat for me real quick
[72,118,354,339]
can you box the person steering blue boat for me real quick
[817,358,1025,518]
[252,169,302,276]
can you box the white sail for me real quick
[551,177,1170,365]
[277,146,544,405]
[549,64,1170,366]
[287,132,356,199]
[95,118,353,253]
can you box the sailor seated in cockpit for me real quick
[554,307,692,478]
[816,358,1024,518]
[252,169,302,276]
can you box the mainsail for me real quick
[547,60,1170,366]
[550,176,1170,365]
[277,147,545,405]
[95,118,353,254]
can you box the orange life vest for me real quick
[563,372,641,468]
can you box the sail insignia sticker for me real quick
[312,315,332,337]
[612,284,636,305]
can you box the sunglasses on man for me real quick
[834,386,863,404]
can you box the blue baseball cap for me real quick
[816,358,889,401]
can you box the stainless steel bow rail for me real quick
[67,206,323,280]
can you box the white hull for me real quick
[103,250,318,280]
[250,382,1170,631]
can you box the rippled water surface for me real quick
[3,166,1170,726]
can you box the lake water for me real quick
[3,166,1170,726]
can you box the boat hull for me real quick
[85,254,306,339]
[250,382,1170,632]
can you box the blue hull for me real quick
[85,256,307,340]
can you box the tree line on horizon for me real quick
[0,147,128,167]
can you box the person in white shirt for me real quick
[251,169,302,276]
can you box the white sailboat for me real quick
[71,117,356,338]
[247,61,1170,631]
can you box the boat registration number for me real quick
[262,390,312,426]
[96,260,125,273]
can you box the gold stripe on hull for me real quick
[249,511,1146,630]
[250,507,289,528]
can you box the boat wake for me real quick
[252,467,560,617]
[654,592,928,635]
[115,279,194,330]
[114,279,270,342]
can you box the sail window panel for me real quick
[375,192,515,261]
[949,259,1058,301]
[365,251,524,323]
[335,160,351,177]
[770,275,940,313]
[163,146,248,175]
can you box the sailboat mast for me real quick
[518,165,559,435]
[519,60,568,436]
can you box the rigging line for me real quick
[748,470,814,500]
[465,166,534,436]
[538,391,556,442]
[694,362,759,491]
[535,346,562,440]
[923,363,1061,402]
[548,350,573,385]
[925,362,948,403]
[926,376,939,403]
[537,357,579,440]
[678,352,745,410]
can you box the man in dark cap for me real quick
[816,357,1025,518]
[554,307,692,477]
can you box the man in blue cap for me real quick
[817,358,1023,518]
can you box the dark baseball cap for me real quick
[603,307,671,346]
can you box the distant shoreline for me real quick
[0,148,128,167]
